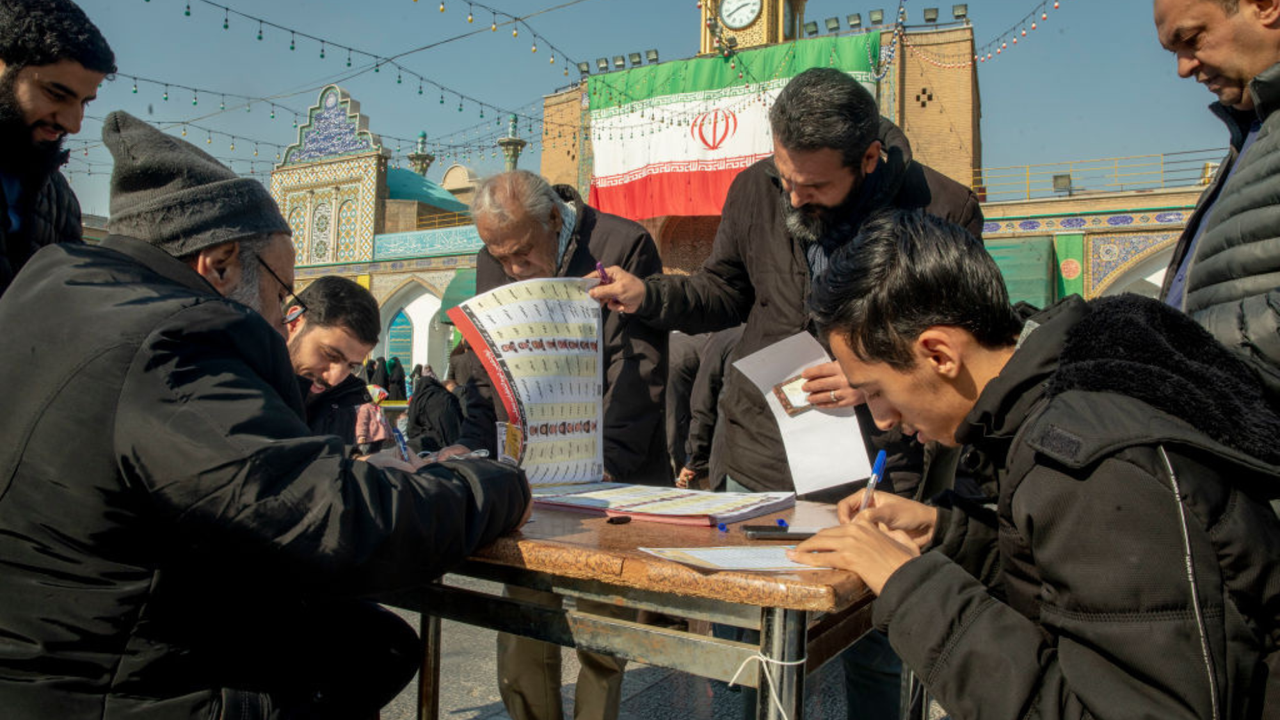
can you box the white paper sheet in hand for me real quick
[733,332,871,495]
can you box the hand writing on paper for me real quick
[837,490,938,553]
[801,361,864,409]
[786,518,921,595]
[361,448,431,473]
[586,266,644,313]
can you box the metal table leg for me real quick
[757,607,807,720]
[418,612,442,720]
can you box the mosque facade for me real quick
[270,85,483,377]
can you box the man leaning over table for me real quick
[0,112,531,720]
[791,208,1280,719]
[436,169,667,720]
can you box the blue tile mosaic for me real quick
[284,87,380,165]
[375,225,484,261]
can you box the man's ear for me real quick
[915,328,963,380]
[284,309,306,340]
[861,140,883,177]
[188,241,241,295]
[1253,0,1280,27]
[549,203,563,235]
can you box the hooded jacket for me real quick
[457,184,670,485]
[1161,61,1280,404]
[0,236,530,718]
[634,118,983,494]
[876,295,1280,720]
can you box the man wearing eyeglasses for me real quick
[0,111,532,719]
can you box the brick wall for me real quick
[894,25,981,189]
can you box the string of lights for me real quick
[975,0,1067,63]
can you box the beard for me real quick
[0,70,70,181]
[782,172,866,245]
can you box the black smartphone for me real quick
[742,525,818,540]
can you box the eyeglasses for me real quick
[256,255,308,322]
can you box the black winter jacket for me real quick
[635,120,983,493]
[457,185,670,485]
[301,372,373,446]
[1162,61,1280,404]
[0,169,82,298]
[407,376,462,453]
[877,295,1280,720]
[0,236,530,719]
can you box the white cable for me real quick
[728,652,807,720]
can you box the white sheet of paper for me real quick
[734,333,872,495]
[640,546,830,572]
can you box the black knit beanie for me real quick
[102,111,291,257]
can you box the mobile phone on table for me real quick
[742,525,819,540]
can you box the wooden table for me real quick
[404,501,874,720]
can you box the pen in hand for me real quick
[859,449,888,514]
[595,262,612,284]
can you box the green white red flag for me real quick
[587,35,880,220]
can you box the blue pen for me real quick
[776,518,788,528]
[859,450,888,513]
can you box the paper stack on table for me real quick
[534,483,795,526]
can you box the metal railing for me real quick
[973,148,1227,203]
[416,210,473,231]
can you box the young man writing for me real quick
[791,209,1280,719]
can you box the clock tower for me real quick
[700,0,807,54]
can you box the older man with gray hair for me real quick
[438,170,666,720]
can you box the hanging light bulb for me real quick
[467,4,474,22]
[229,140,235,151]
[347,49,353,67]
[131,80,138,94]
[162,86,169,101]
[181,126,187,137]
[531,42,537,53]
[491,13,497,31]
[320,41,326,59]
[192,91,198,106]
[439,1,445,11]
[513,27,519,38]
[222,9,228,30]
[184,2,190,16]
[257,22,263,40]
[290,32,296,51]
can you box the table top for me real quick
[470,500,870,613]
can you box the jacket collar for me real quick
[100,235,221,298]
[552,184,589,278]
[1210,60,1280,148]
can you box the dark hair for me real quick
[296,276,380,347]
[769,67,880,168]
[0,0,116,74]
[810,210,1022,370]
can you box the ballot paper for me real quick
[447,278,604,485]
[640,546,831,572]
[733,333,872,495]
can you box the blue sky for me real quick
[64,0,1224,217]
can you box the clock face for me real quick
[719,0,762,31]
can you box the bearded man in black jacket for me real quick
[287,275,381,448]
[0,0,115,298]
[0,112,531,720]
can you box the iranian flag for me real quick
[587,35,880,221]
